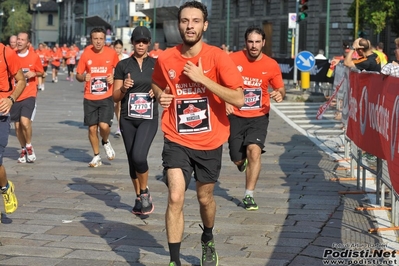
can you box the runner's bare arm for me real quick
[76,73,90,82]
[183,58,244,108]
[270,87,285,103]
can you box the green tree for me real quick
[348,0,398,35]
[0,0,31,42]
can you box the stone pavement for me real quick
[0,76,387,266]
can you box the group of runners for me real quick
[0,2,287,266]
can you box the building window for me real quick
[235,0,239,18]
[281,0,288,15]
[320,0,328,12]
[233,24,239,52]
[265,1,271,16]
[299,21,308,51]
[222,0,226,19]
[318,22,326,54]
[279,21,288,56]
[249,0,255,17]
[47,14,53,26]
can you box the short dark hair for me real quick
[244,26,265,41]
[178,1,208,22]
[90,28,106,38]
[113,39,123,47]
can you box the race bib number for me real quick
[128,93,153,119]
[70,57,75,64]
[176,97,210,134]
[241,88,262,110]
[90,76,108,94]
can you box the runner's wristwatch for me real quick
[7,96,15,104]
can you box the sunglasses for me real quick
[135,40,149,45]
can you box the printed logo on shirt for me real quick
[168,69,176,79]
[88,60,92,66]
[237,65,243,72]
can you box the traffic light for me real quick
[297,0,308,22]
[288,29,293,43]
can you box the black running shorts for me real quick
[83,96,114,126]
[10,97,36,122]
[162,138,223,190]
[228,113,269,162]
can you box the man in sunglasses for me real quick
[76,28,120,167]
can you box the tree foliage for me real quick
[0,0,32,43]
[348,0,399,36]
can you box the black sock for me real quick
[94,153,99,156]
[168,242,181,265]
[201,225,213,243]
[101,140,108,146]
[140,188,148,194]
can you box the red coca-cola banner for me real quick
[345,72,399,193]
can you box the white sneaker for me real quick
[89,155,102,167]
[55,77,58,83]
[115,129,121,137]
[17,149,27,163]
[103,141,115,160]
[26,146,36,163]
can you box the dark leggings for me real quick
[120,116,158,179]
[67,64,75,76]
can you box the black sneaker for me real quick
[237,159,248,172]
[201,239,218,266]
[242,195,258,211]
[132,197,142,215]
[140,193,154,215]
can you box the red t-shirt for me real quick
[152,43,243,150]
[36,49,50,67]
[76,46,119,101]
[66,50,78,65]
[51,50,63,67]
[0,44,21,99]
[16,50,44,101]
[149,49,163,59]
[229,51,284,117]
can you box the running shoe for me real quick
[237,158,248,172]
[201,238,218,266]
[140,193,154,215]
[2,180,18,214]
[55,77,58,83]
[66,77,70,81]
[115,129,121,137]
[169,262,177,266]
[89,155,102,167]
[103,141,115,160]
[132,197,142,215]
[242,195,258,211]
[26,146,36,163]
[17,149,27,163]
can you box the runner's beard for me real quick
[180,30,203,46]
[248,49,261,59]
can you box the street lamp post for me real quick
[56,0,62,44]
[0,10,4,42]
[11,6,15,34]
[36,2,42,45]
